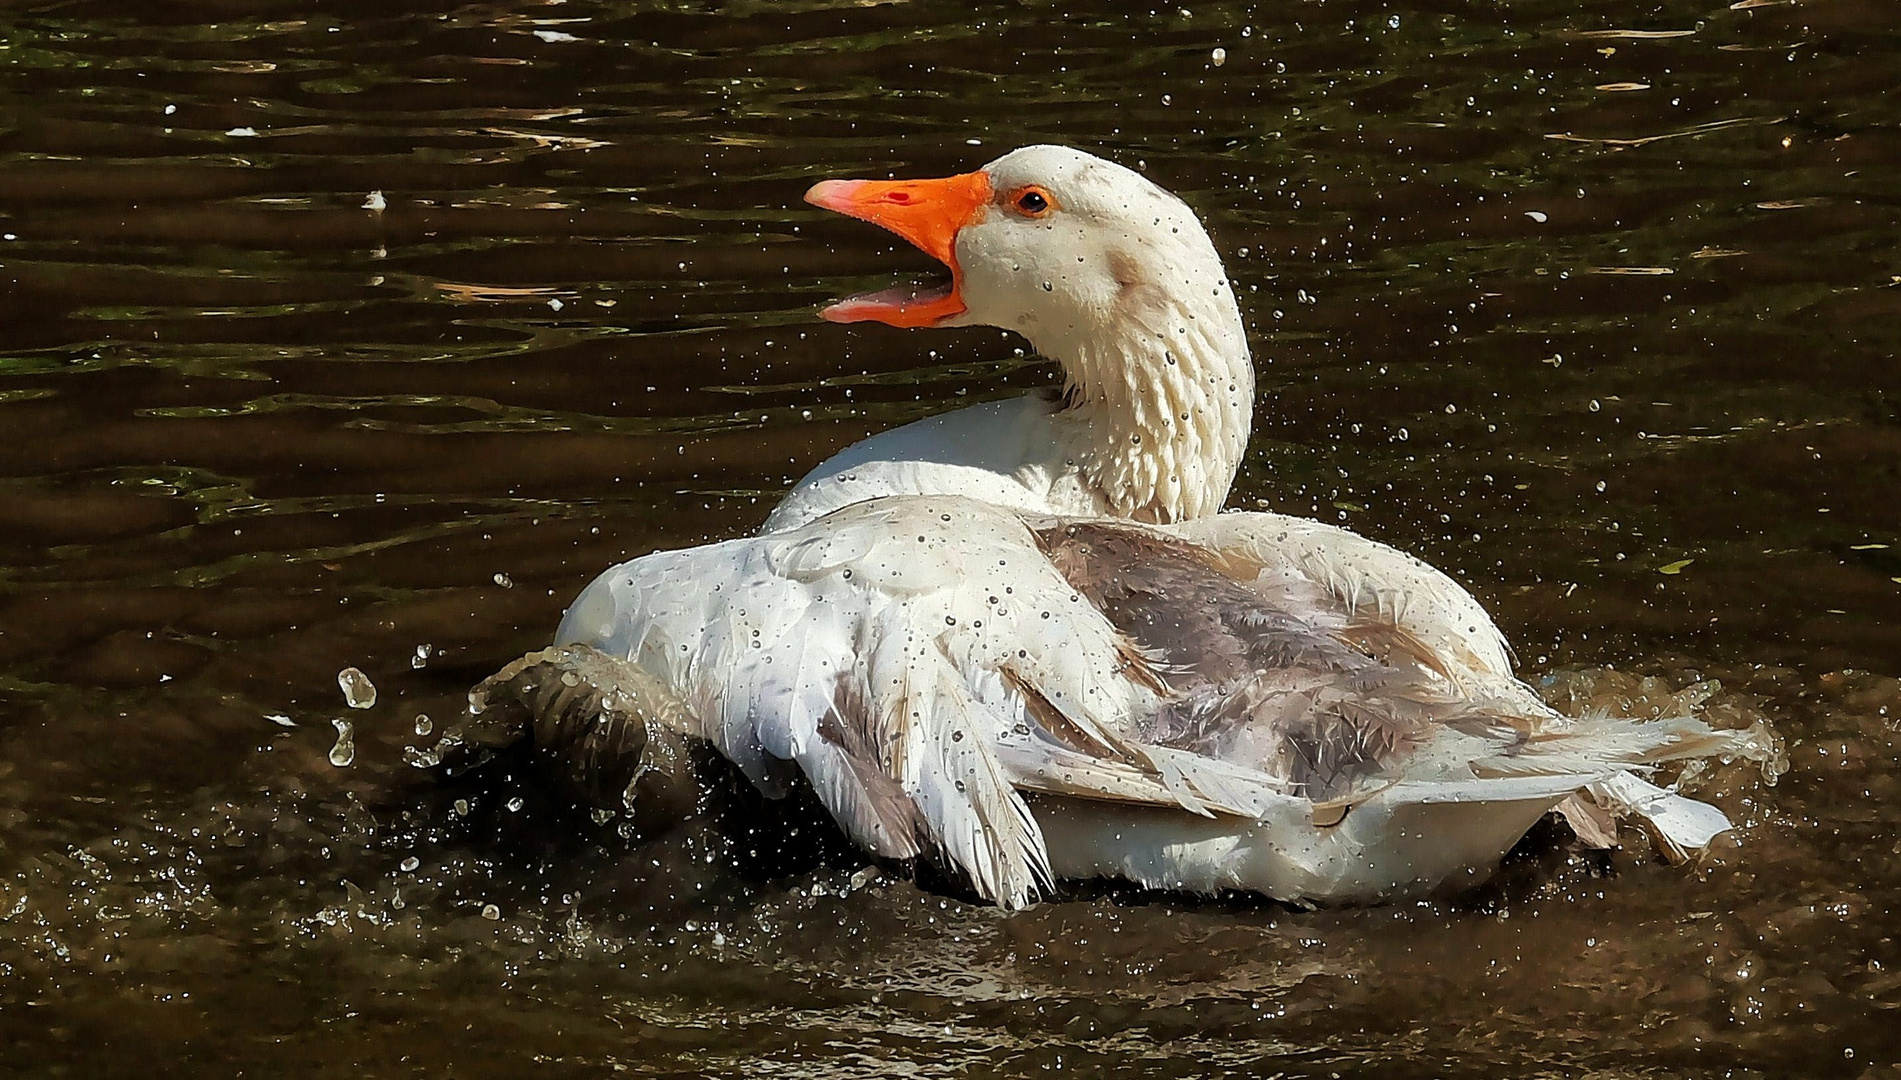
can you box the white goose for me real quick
[461,146,1757,909]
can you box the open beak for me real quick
[804,170,992,328]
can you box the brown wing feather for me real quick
[814,682,928,858]
[1002,667,1126,761]
[1034,521,1488,802]
[1338,615,1455,681]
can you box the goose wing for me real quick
[1156,511,1759,849]
[549,495,1286,908]
[1166,511,1523,689]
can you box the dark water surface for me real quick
[2,1,1898,1075]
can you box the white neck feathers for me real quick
[1045,284,1253,523]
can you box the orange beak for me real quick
[804,170,992,328]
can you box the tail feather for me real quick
[1474,710,1774,856]
[1586,772,1735,861]
[1471,711,1756,778]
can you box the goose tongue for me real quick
[804,171,992,328]
[817,276,958,326]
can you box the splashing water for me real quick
[328,718,357,767]
[338,667,377,709]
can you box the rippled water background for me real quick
[2,0,1898,1075]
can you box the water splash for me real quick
[338,667,377,709]
[328,718,357,767]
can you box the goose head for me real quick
[806,145,1253,523]
[806,145,1240,348]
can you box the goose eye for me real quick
[1013,187,1053,217]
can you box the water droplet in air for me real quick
[414,713,433,736]
[328,718,357,767]
[493,572,514,588]
[338,667,376,709]
[481,903,501,921]
[400,856,420,872]
[411,643,433,670]
[1210,47,1227,66]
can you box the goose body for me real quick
[761,395,1108,531]
[471,146,1754,908]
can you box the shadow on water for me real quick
[2,0,1899,1075]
